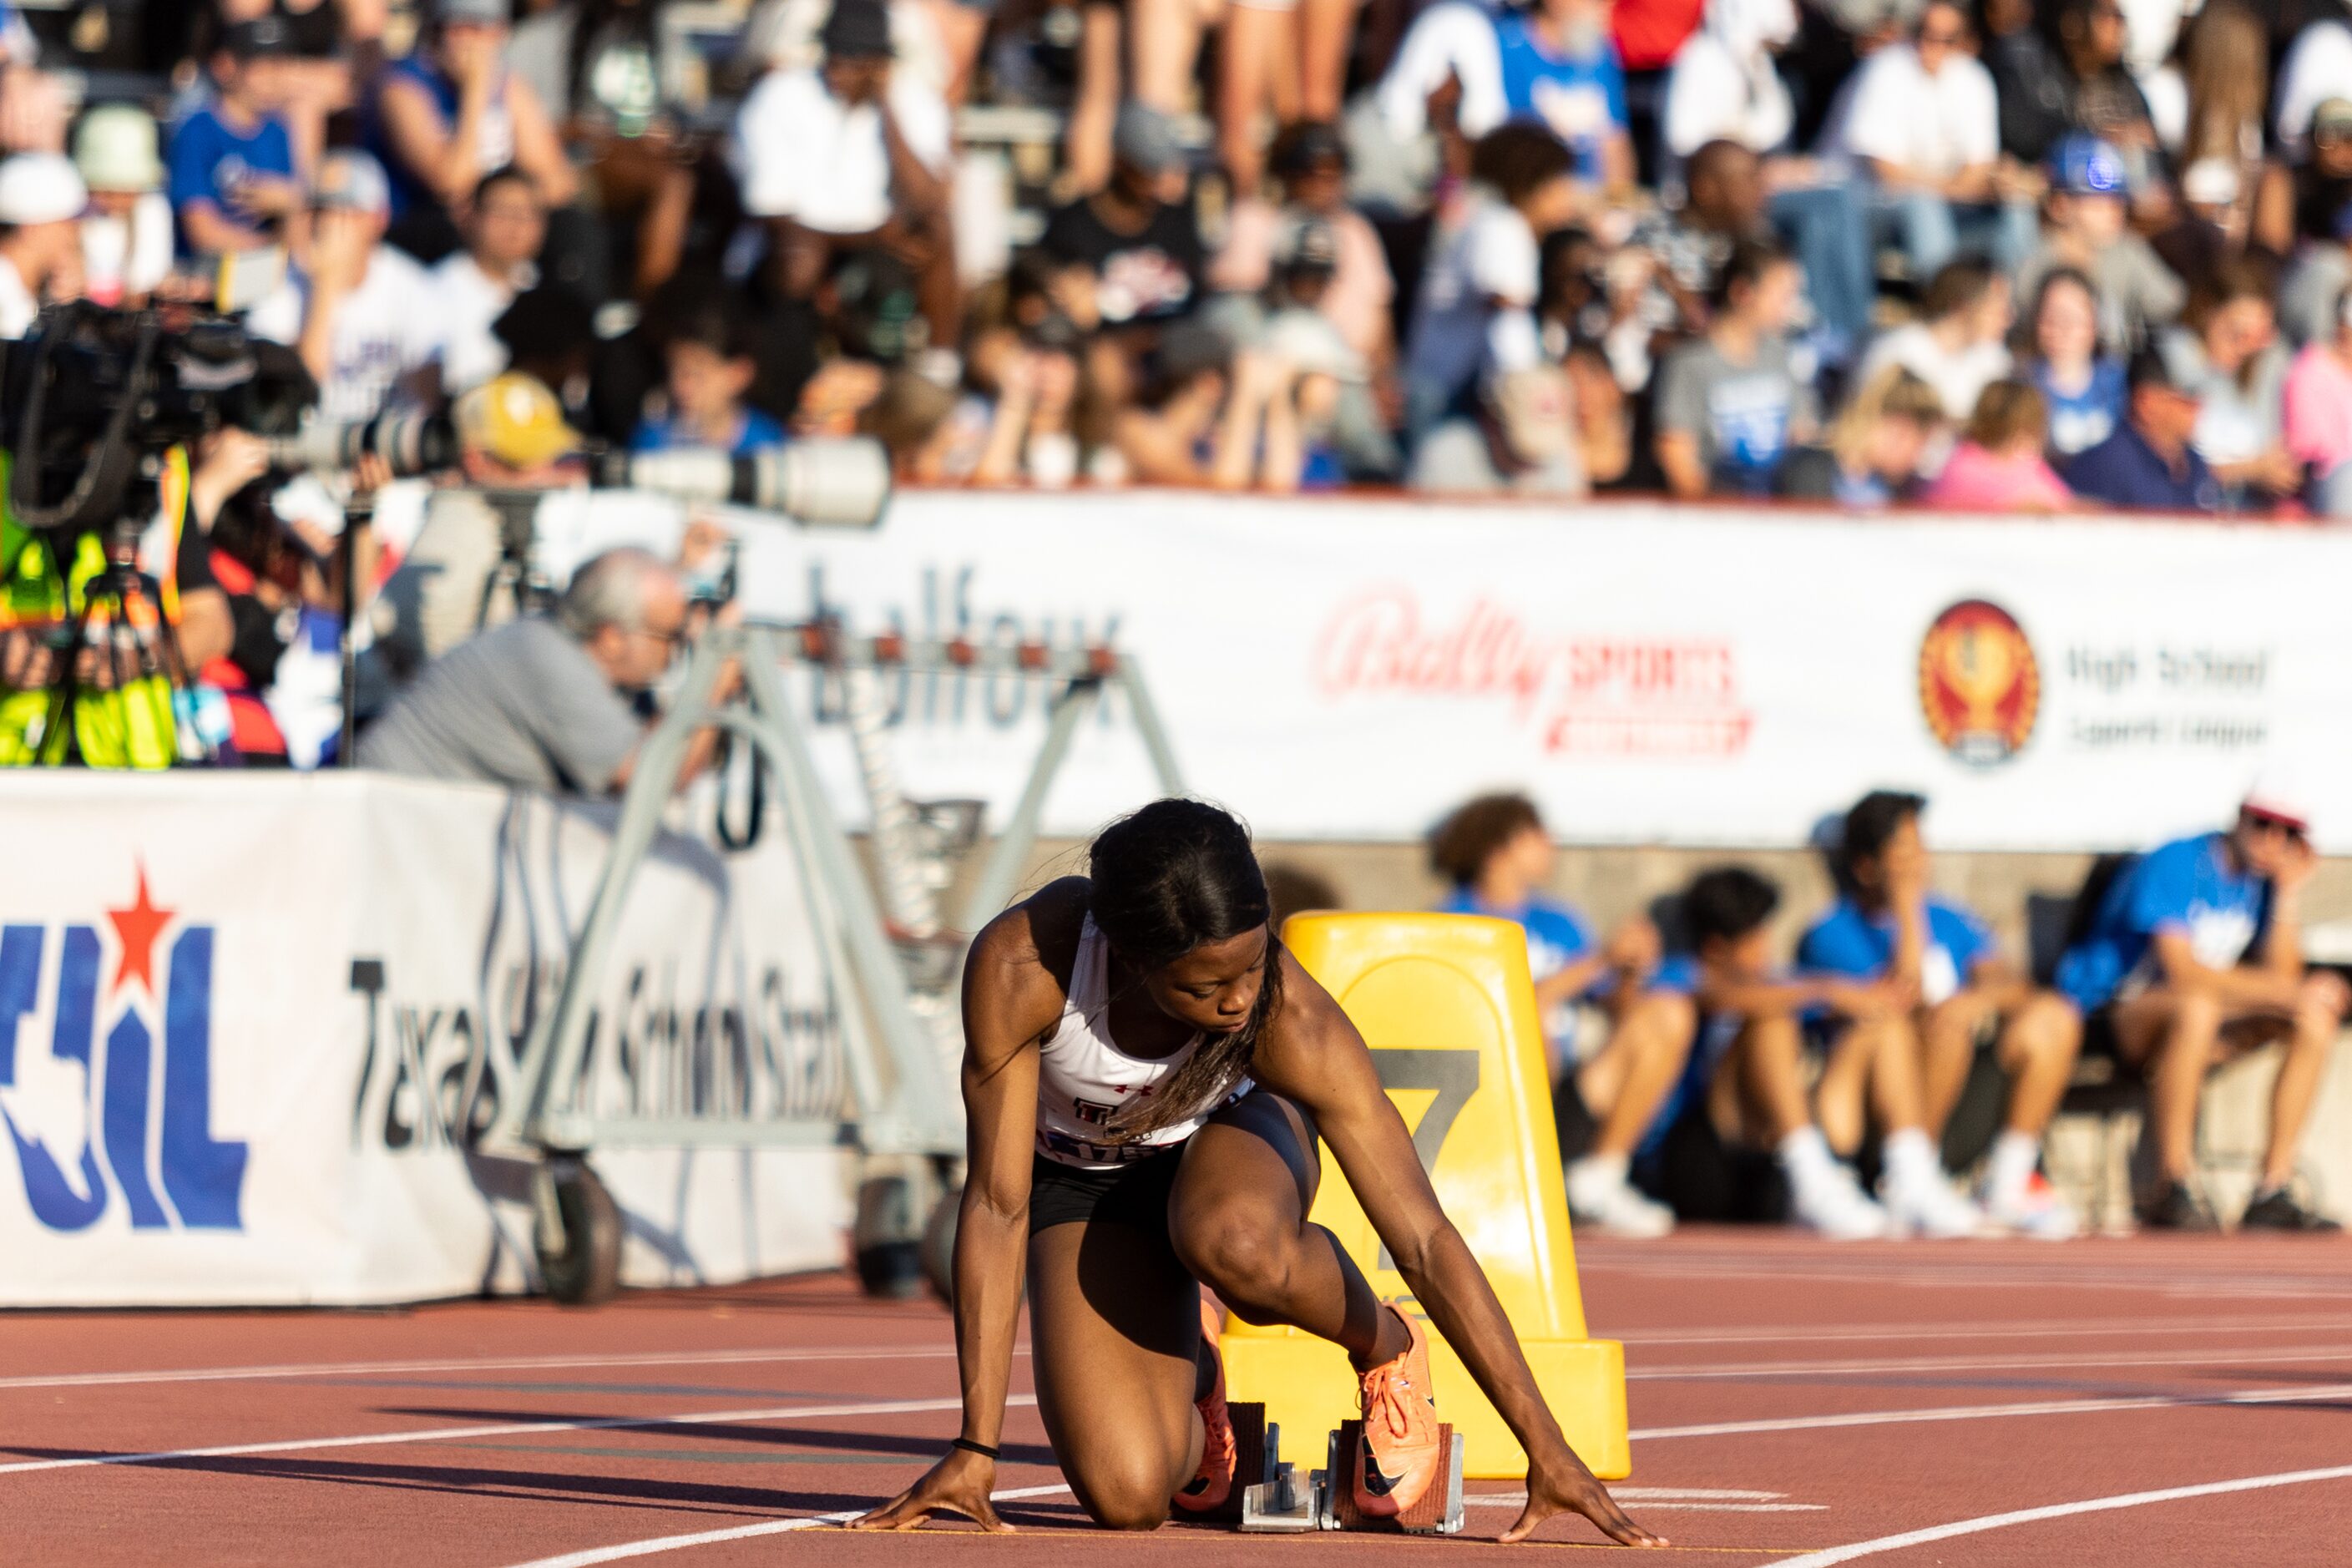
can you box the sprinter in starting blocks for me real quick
[851,801,1662,1547]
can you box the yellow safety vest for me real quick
[0,448,190,769]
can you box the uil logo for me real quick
[0,865,249,1232]
[1919,599,2040,767]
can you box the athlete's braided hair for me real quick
[1088,799,1284,1138]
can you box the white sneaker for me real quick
[1981,1172,2080,1241]
[1882,1168,1987,1239]
[1566,1159,1677,1238]
[1788,1163,1891,1240]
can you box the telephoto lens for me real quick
[262,411,462,477]
[591,438,892,529]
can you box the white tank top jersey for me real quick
[1033,915,1252,1170]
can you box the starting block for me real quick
[1221,913,1631,1480]
[1214,1407,1464,1535]
[1320,1420,1467,1535]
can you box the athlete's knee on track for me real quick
[1070,1459,1180,1530]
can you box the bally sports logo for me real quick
[1919,599,2040,766]
[0,866,248,1232]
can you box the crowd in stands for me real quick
[1428,782,2346,1240]
[0,0,2349,511]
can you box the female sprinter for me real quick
[851,799,1663,1546]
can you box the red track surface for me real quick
[12,1231,2352,1566]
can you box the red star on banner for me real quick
[105,862,174,1000]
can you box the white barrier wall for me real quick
[531,489,2352,854]
[0,772,849,1307]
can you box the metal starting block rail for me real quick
[497,618,1184,1303]
[1221,1408,1467,1535]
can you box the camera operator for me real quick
[357,544,740,797]
[0,427,245,767]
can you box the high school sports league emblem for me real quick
[1918,599,2040,766]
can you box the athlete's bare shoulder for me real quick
[963,877,1091,1055]
[1252,943,1363,1080]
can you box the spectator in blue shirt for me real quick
[2022,267,2127,458]
[1494,0,1633,192]
[1652,866,1898,1238]
[2055,784,2349,1231]
[168,18,304,257]
[631,303,788,456]
[2061,346,2224,511]
[1799,792,2082,1238]
[1429,792,1687,1237]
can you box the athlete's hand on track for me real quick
[1500,1446,1669,1547]
[847,1447,1014,1533]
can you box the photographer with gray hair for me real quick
[358,545,737,794]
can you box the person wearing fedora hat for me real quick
[731,0,958,348]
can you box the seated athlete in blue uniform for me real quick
[1799,792,2081,1237]
[2055,783,2348,1231]
[1649,865,1961,1239]
[1429,792,1687,1237]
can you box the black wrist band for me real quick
[953,1438,999,1460]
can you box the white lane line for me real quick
[0,1345,1001,1394]
[1612,1488,1788,1500]
[1771,1464,2352,1567]
[1631,1381,2352,1441]
[0,1393,1039,1477]
[1466,1498,1828,1513]
[1616,1313,2352,1347]
[503,1482,1076,1568]
[1632,1343,2352,1381]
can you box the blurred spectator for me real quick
[436,165,546,394]
[631,301,787,453]
[1406,124,1579,438]
[1981,0,2071,165]
[0,7,61,158]
[1410,364,1588,494]
[372,0,575,263]
[734,0,956,352]
[2175,3,2266,246]
[73,106,172,309]
[220,0,368,174]
[2161,258,2297,508]
[1775,363,1944,504]
[2061,345,2222,510]
[1426,792,1685,1238]
[509,0,693,297]
[169,18,305,257]
[1854,257,2011,422]
[1798,791,2082,1238]
[1493,0,1634,195]
[1920,378,2075,510]
[2276,9,2352,160]
[959,328,1085,487]
[362,546,734,794]
[249,151,442,422]
[2284,286,2352,517]
[1108,324,1338,490]
[2014,134,2183,356]
[497,281,599,413]
[2258,98,2352,261]
[2053,787,2349,1231]
[1652,236,1811,496]
[2021,267,2126,456]
[1831,0,2034,279]
[1111,325,1233,481]
[0,152,83,336]
[1211,122,1393,370]
[1662,10,1873,353]
[1662,865,1897,1239]
[2047,0,2162,197]
[1041,101,1200,331]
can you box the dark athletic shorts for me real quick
[1028,1147,1186,1236]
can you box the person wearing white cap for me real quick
[247,150,442,422]
[73,104,170,308]
[0,149,85,336]
[2054,778,2349,1232]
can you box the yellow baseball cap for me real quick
[454,372,582,469]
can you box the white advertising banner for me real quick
[535,488,2352,853]
[0,771,849,1307]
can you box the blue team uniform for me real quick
[1798,897,1995,1006]
[1491,16,1626,185]
[2056,832,2269,1013]
[166,100,298,255]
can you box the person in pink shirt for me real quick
[1209,120,1394,367]
[2284,289,2352,518]
[1922,379,2078,512]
